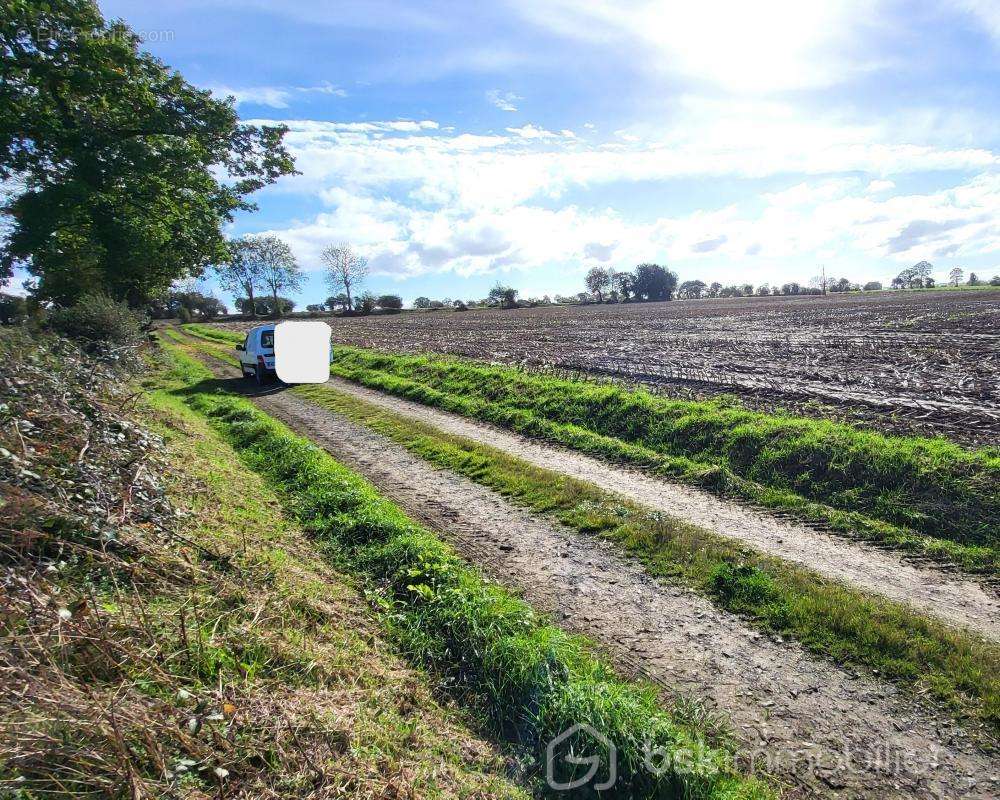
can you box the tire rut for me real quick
[239,385,995,799]
[320,376,1000,643]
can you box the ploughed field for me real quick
[215,289,1000,446]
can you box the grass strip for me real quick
[160,340,775,800]
[289,380,1000,736]
[184,323,999,573]
[138,369,531,798]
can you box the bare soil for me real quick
[211,289,1000,445]
[187,347,998,799]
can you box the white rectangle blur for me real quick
[274,321,331,384]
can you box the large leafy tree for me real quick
[632,263,678,301]
[0,1,296,305]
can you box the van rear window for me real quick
[261,331,274,348]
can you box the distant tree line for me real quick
[573,259,1000,306]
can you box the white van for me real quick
[235,324,276,384]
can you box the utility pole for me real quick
[821,264,827,295]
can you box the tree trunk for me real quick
[272,288,281,318]
[247,287,256,318]
[345,283,353,312]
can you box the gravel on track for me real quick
[316,375,1000,643]
[246,382,996,800]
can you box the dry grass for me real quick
[0,330,526,800]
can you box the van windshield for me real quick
[261,331,274,348]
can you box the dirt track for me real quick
[316,377,999,642]
[176,335,999,798]
[245,381,996,800]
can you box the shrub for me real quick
[49,294,144,344]
[376,294,403,310]
[0,293,28,325]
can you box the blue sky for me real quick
[83,2,1000,306]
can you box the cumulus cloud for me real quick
[247,111,1000,282]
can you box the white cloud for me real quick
[247,110,1000,284]
[506,124,560,139]
[958,0,1000,43]
[510,0,887,92]
[866,179,896,194]
[213,85,293,108]
[211,83,347,108]
[486,89,522,111]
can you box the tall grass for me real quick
[163,343,772,800]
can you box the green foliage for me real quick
[0,0,296,304]
[48,293,144,343]
[321,347,1000,562]
[287,377,1000,731]
[162,359,771,799]
[0,292,27,324]
[376,294,403,310]
[632,263,678,301]
[487,283,518,308]
[355,291,377,315]
[148,290,225,320]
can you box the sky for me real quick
[22,1,1000,306]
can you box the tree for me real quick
[0,292,27,324]
[678,280,706,299]
[740,283,754,297]
[242,236,301,318]
[585,266,611,302]
[413,296,431,309]
[863,281,882,291]
[708,282,722,298]
[756,284,771,296]
[216,237,268,317]
[990,275,1000,286]
[632,263,677,301]
[781,282,801,295]
[896,260,934,289]
[377,294,403,310]
[322,243,367,311]
[0,1,296,305]
[325,294,350,312]
[610,270,634,302]
[355,291,376,315]
[149,290,225,319]
[949,267,964,286]
[488,283,518,308]
[968,272,980,286]
[305,303,324,313]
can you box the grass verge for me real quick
[1,333,527,799]
[186,324,999,573]
[289,380,1000,737]
[161,338,775,800]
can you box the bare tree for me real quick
[585,266,611,301]
[215,237,267,317]
[252,236,301,318]
[322,243,368,311]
